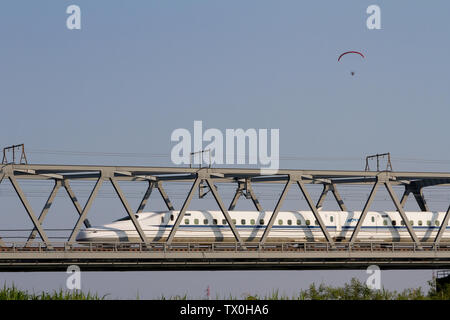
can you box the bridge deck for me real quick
[1,242,450,271]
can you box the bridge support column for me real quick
[67,177,103,244]
[9,175,52,248]
[26,179,61,245]
[110,178,149,244]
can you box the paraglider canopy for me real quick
[338,51,365,62]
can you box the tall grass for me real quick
[156,278,450,300]
[2,277,450,300]
[0,283,107,300]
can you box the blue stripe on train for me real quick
[154,225,449,230]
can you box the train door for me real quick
[328,213,338,239]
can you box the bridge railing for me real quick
[0,241,449,253]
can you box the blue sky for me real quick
[1,1,449,298]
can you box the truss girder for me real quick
[110,178,149,244]
[259,179,292,244]
[62,180,92,228]
[9,175,52,248]
[297,180,335,246]
[67,178,103,244]
[26,180,61,245]
[166,177,201,244]
[2,164,450,249]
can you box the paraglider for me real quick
[338,51,365,76]
[338,51,365,62]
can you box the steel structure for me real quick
[1,163,450,271]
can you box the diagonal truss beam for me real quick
[411,187,429,212]
[435,204,450,244]
[205,178,244,246]
[228,180,262,211]
[9,175,52,247]
[110,178,149,244]
[260,179,292,243]
[349,182,380,245]
[62,180,92,228]
[156,181,175,211]
[384,182,422,248]
[400,187,411,208]
[0,173,4,246]
[228,182,244,211]
[246,180,263,211]
[137,181,155,213]
[297,180,335,246]
[316,184,331,210]
[316,183,347,212]
[26,180,61,245]
[166,177,201,244]
[330,184,348,211]
[400,185,429,212]
[67,177,103,244]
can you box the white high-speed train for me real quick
[75,210,450,243]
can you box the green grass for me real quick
[2,277,450,300]
[156,277,450,300]
[0,283,107,300]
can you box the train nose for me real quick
[76,229,94,242]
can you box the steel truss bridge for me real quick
[1,163,450,271]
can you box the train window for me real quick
[306,220,311,226]
[383,220,387,226]
[371,216,375,223]
[410,221,414,226]
[259,219,265,225]
[213,219,218,225]
[171,214,174,221]
[392,220,396,226]
[418,220,423,226]
[250,219,255,225]
[232,219,236,225]
[184,219,190,225]
[287,220,292,225]
[194,219,199,225]
[297,220,302,225]
[203,219,208,225]
[330,216,334,223]
[427,220,431,226]
[161,217,165,224]
[436,220,440,226]
[278,219,283,225]
[222,219,227,225]
[241,219,246,225]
